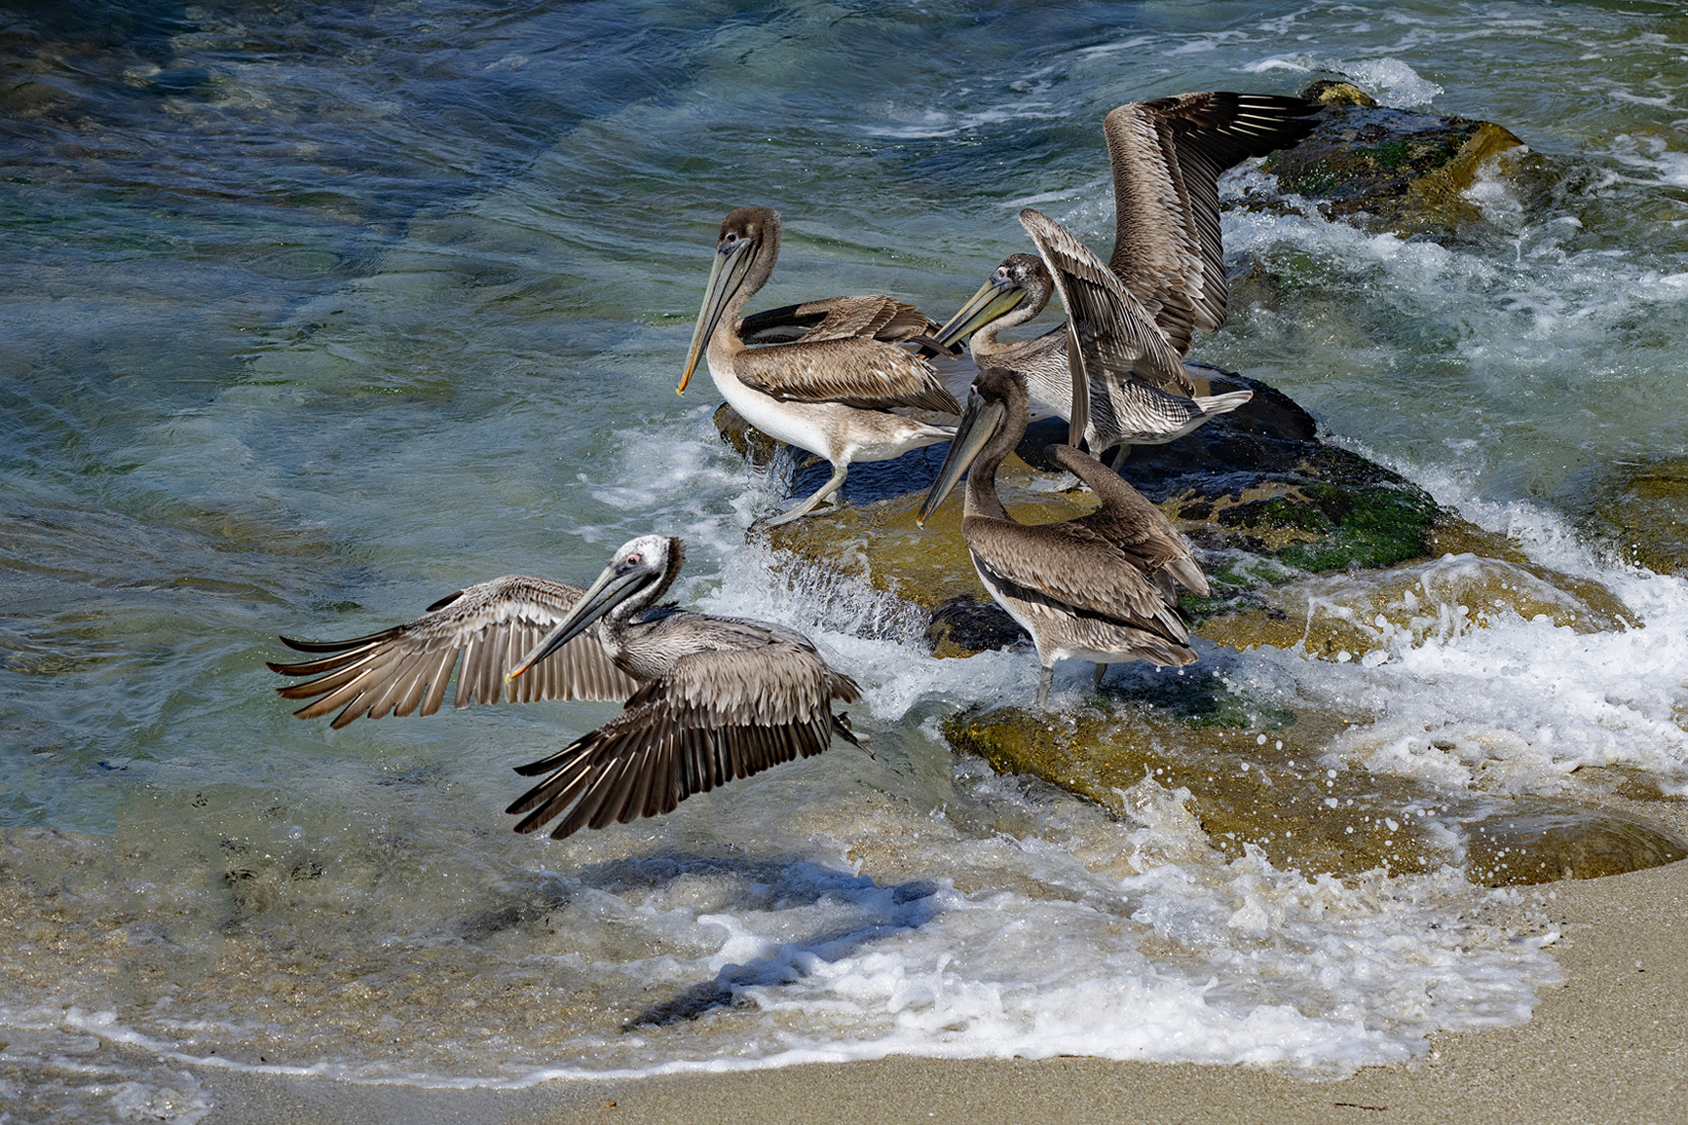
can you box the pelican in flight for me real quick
[269,535,862,838]
[917,366,1208,706]
[679,206,962,525]
[933,91,1317,461]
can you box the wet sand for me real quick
[198,854,1688,1125]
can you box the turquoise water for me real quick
[4,2,1688,1119]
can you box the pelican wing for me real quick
[736,336,964,414]
[1050,443,1209,597]
[965,515,1191,641]
[739,295,938,346]
[269,575,639,729]
[505,641,862,839]
[1020,208,1194,401]
[1103,92,1318,351]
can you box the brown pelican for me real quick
[268,535,862,838]
[679,206,963,525]
[917,366,1208,706]
[931,245,1254,463]
[934,92,1316,459]
[503,535,862,837]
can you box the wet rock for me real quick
[725,363,1634,662]
[1568,457,1688,576]
[1259,86,1526,238]
[1197,548,1636,662]
[926,597,1025,659]
[1463,806,1688,886]
[758,442,1097,612]
[943,701,1688,886]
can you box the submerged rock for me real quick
[1569,457,1688,576]
[944,701,1688,886]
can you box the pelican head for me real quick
[931,253,1048,352]
[678,206,782,395]
[916,367,1016,526]
[510,535,682,677]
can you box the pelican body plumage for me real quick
[679,206,962,525]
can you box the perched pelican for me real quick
[934,91,1316,459]
[268,535,862,838]
[917,366,1208,706]
[679,206,962,525]
[931,246,1254,463]
[503,535,862,837]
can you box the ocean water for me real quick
[4,1,1688,1119]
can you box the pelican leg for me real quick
[761,462,848,527]
[1036,664,1054,708]
[1107,442,1131,471]
[1092,662,1108,691]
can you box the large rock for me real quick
[1260,80,1527,238]
[944,702,1688,884]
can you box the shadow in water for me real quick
[507,849,948,1031]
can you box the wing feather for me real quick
[735,336,963,414]
[1104,92,1318,347]
[1020,208,1195,397]
[269,574,640,727]
[504,646,858,839]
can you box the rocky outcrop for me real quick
[700,92,1682,887]
[1260,80,1527,238]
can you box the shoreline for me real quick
[197,855,1688,1125]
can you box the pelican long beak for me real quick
[917,388,1005,527]
[678,232,758,395]
[931,274,1028,353]
[508,563,643,680]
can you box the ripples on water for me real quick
[4,1,1688,1119]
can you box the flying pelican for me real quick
[917,365,1208,706]
[930,246,1254,463]
[502,535,862,837]
[268,535,862,838]
[679,206,962,525]
[934,91,1317,459]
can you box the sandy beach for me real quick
[196,854,1688,1125]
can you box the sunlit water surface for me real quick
[4,2,1688,1121]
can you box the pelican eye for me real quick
[625,553,642,565]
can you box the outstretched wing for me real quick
[1019,207,1194,446]
[506,639,862,839]
[269,575,639,729]
[1103,92,1318,350]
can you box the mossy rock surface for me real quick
[1261,94,1526,238]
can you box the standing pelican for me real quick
[930,247,1254,462]
[268,535,861,837]
[502,535,862,837]
[935,92,1316,458]
[917,366,1208,706]
[679,206,962,525]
